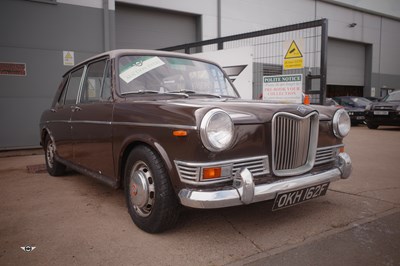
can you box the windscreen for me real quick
[349,97,371,107]
[118,55,238,98]
[384,91,400,102]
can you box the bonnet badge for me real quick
[297,105,307,114]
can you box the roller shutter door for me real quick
[116,4,198,50]
[327,39,365,86]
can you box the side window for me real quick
[55,76,69,106]
[65,67,84,105]
[101,60,112,101]
[80,59,112,103]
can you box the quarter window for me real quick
[56,76,69,106]
[101,61,112,100]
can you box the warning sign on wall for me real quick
[283,39,304,70]
[63,51,75,66]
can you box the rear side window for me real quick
[65,67,84,105]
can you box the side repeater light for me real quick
[173,130,188,137]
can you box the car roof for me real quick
[333,96,370,100]
[63,49,219,77]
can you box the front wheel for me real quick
[44,135,66,176]
[124,146,180,233]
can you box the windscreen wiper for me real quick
[168,90,222,98]
[121,90,160,95]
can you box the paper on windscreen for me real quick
[119,57,165,84]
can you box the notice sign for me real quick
[283,39,304,70]
[63,51,75,66]
[0,62,26,76]
[263,74,303,104]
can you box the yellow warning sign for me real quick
[283,39,304,70]
[284,41,303,59]
[63,51,75,66]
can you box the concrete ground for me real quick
[0,126,399,266]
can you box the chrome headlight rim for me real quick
[333,108,351,139]
[200,109,234,152]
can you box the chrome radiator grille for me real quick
[272,112,319,176]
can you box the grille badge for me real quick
[297,105,307,114]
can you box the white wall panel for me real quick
[380,17,400,75]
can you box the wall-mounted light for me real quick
[348,23,357,28]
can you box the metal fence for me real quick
[162,19,328,104]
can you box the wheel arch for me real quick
[40,127,51,148]
[117,138,174,189]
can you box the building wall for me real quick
[0,0,106,149]
[115,3,199,49]
[119,0,400,94]
[316,1,400,95]
[117,0,219,40]
[1,0,399,149]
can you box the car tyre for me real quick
[124,145,180,233]
[44,135,66,176]
[366,122,379,129]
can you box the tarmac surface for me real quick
[0,126,399,266]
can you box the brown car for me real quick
[40,49,352,233]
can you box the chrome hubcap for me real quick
[46,140,55,168]
[129,161,155,217]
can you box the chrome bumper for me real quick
[178,152,352,209]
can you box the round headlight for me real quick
[332,108,351,138]
[200,109,234,152]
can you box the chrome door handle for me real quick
[71,106,82,112]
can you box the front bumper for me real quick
[178,152,352,209]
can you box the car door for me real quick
[52,67,85,161]
[70,58,115,179]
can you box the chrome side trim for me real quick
[113,121,197,130]
[73,120,112,125]
[178,152,352,209]
[55,155,118,189]
[43,120,196,130]
[43,120,71,124]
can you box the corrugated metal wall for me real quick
[0,0,105,150]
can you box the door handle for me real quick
[71,106,82,112]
